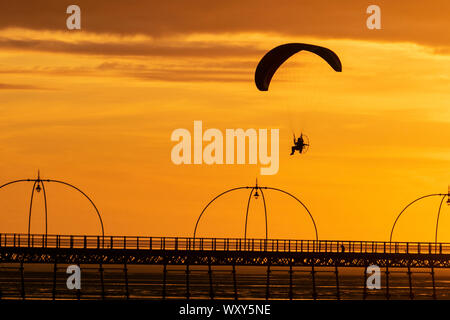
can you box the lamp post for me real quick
[193,179,318,241]
[389,187,450,245]
[0,171,104,245]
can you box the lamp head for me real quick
[447,186,450,205]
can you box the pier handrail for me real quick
[1,233,450,255]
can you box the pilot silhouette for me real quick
[290,133,308,155]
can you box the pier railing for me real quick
[0,233,449,255]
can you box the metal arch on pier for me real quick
[435,194,448,244]
[243,186,268,240]
[243,187,256,239]
[0,173,104,239]
[27,180,39,237]
[263,187,318,241]
[46,179,104,238]
[390,193,448,243]
[0,178,50,238]
[40,181,48,236]
[258,188,268,240]
[193,186,250,239]
[193,182,318,241]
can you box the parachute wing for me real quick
[255,43,342,91]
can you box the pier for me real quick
[1,234,450,300]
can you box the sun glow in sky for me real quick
[0,1,449,242]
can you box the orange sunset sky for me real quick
[0,1,449,242]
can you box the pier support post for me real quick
[385,265,390,300]
[52,259,57,300]
[76,263,81,300]
[123,262,129,300]
[335,264,340,300]
[162,262,167,300]
[232,263,238,300]
[265,263,271,300]
[185,263,190,299]
[208,258,214,300]
[407,266,414,300]
[311,262,317,300]
[289,263,293,300]
[363,265,368,300]
[20,261,25,300]
[431,266,436,300]
[99,263,105,300]
[76,289,81,300]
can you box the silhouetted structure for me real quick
[390,189,450,243]
[2,175,450,300]
[0,171,104,239]
[1,233,450,300]
[193,180,318,241]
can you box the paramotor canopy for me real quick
[255,43,342,91]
